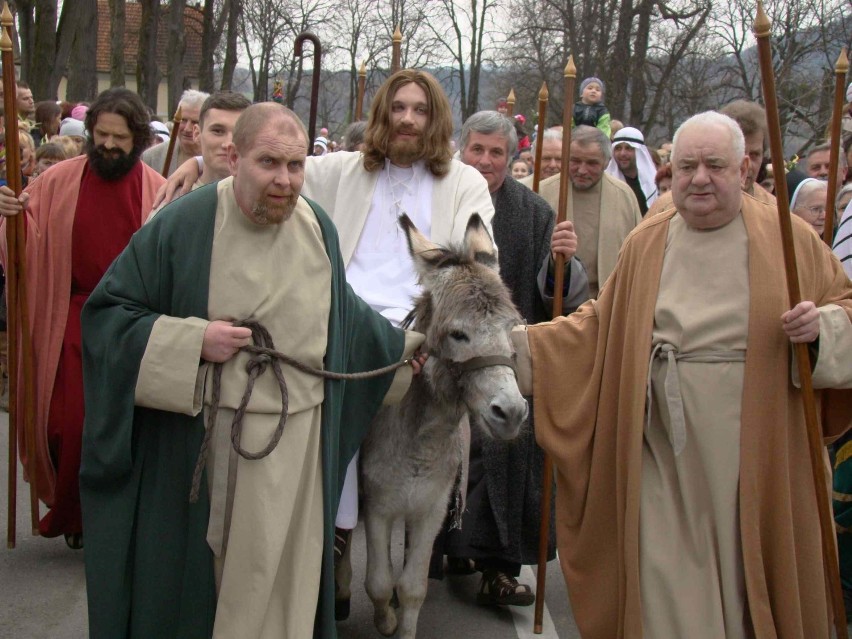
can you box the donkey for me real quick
[358,213,528,638]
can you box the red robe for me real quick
[0,154,164,535]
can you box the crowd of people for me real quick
[0,67,850,639]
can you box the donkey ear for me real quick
[464,214,498,270]
[400,214,442,270]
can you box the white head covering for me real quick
[789,177,824,210]
[313,136,329,155]
[150,120,170,144]
[606,126,658,206]
[59,117,86,138]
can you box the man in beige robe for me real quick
[541,125,642,299]
[81,103,422,639]
[647,99,776,217]
[512,111,852,638]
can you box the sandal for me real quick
[334,527,351,567]
[476,570,535,606]
[64,532,84,550]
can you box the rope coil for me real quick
[188,319,410,503]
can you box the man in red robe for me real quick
[0,87,165,548]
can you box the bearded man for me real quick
[0,88,165,548]
[79,103,422,638]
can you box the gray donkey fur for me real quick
[359,214,528,638]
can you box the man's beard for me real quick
[387,126,425,166]
[249,194,299,225]
[86,142,142,181]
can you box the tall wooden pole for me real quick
[294,32,323,153]
[754,4,847,636]
[391,25,402,74]
[534,58,576,635]
[160,105,182,178]
[531,83,549,194]
[355,61,367,122]
[506,89,515,117]
[2,1,38,546]
[824,47,849,246]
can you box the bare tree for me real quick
[166,0,187,113]
[221,0,242,90]
[65,0,97,101]
[28,0,57,99]
[329,0,384,122]
[706,0,851,152]
[11,0,36,87]
[109,0,126,87]
[501,0,710,131]
[429,0,501,121]
[9,0,97,100]
[137,0,161,110]
[199,0,229,92]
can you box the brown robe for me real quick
[517,194,852,638]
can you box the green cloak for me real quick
[80,183,405,638]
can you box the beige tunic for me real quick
[521,172,642,297]
[509,198,852,638]
[205,179,331,639]
[135,177,333,639]
[572,181,602,297]
[642,213,751,638]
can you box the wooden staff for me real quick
[355,61,367,122]
[534,58,576,634]
[823,47,849,246]
[506,89,515,117]
[295,32,322,153]
[754,4,848,636]
[2,1,37,546]
[531,83,549,194]
[391,25,402,74]
[160,105,182,178]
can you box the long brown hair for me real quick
[363,69,453,177]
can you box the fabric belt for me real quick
[645,342,746,456]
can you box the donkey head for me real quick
[400,214,528,441]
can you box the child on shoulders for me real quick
[572,77,611,138]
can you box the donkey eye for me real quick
[449,330,469,342]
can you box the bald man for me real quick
[80,103,422,639]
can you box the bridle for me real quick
[442,353,518,380]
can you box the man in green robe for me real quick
[80,103,421,639]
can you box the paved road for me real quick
[0,411,581,638]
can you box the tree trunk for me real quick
[66,0,97,101]
[198,0,216,92]
[136,0,161,111]
[220,0,241,90]
[14,0,36,86]
[628,0,653,126]
[30,0,57,100]
[607,0,635,120]
[47,2,81,99]
[166,0,186,114]
[109,0,126,87]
